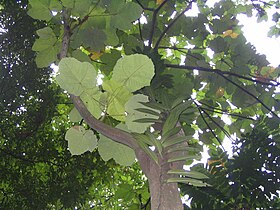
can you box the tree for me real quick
[5,0,280,209]
[181,118,280,209]
[0,1,148,209]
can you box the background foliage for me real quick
[1,0,280,209]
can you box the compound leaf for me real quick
[125,94,160,133]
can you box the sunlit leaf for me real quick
[69,107,83,122]
[65,126,97,155]
[112,54,155,92]
[56,57,97,96]
[125,94,160,133]
[98,134,135,166]
[103,80,132,121]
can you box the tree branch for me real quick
[166,63,279,118]
[59,9,140,150]
[195,102,225,150]
[148,0,169,47]
[134,0,155,11]
[154,1,195,50]
[71,95,138,149]
[198,101,255,120]
[218,73,280,119]
[165,63,280,86]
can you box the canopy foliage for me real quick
[1,0,280,209]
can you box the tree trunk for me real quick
[137,150,184,210]
[148,160,183,210]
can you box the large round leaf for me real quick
[112,54,155,92]
[98,134,135,166]
[65,126,98,155]
[56,57,97,96]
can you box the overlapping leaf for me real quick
[103,80,132,121]
[98,134,135,166]
[65,126,97,155]
[56,57,97,96]
[125,94,160,133]
[32,27,60,67]
[80,88,103,118]
[112,54,155,92]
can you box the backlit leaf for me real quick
[80,88,103,118]
[125,94,160,133]
[98,134,135,166]
[103,80,132,121]
[65,126,97,155]
[112,54,155,92]
[69,107,83,122]
[56,57,97,96]
[27,0,52,21]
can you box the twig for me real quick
[154,1,195,50]
[198,101,255,120]
[165,63,280,86]
[199,106,234,141]
[195,102,225,150]
[135,0,155,11]
[148,0,169,47]
[138,18,143,41]
[218,73,279,119]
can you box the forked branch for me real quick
[59,10,139,151]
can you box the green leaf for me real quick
[167,170,209,179]
[162,136,192,148]
[32,27,60,67]
[166,146,201,154]
[168,155,201,163]
[72,49,91,63]
[111,2,142,30]
[71,0,92,16]
[104,28,119,46]
[132,133,153,146]
[115,184,134,200]
[209,36,228,53]
[103,80,132,121]
[61,0,74,8]
[134,108,161,117]
[80,28,106,51]
[65,126,97,155]
[27,0,52,21]
[80,88,103,118]
[98,134,135,166]
[125,94,160,133]
[147,132,163,156]
[161,127,182,141]
[112,54,155,92]
[167,178,209,187]
[133,134,158,164]
[56,57,97,96]
[139,101,167,111]
[100,49,122,75]
[162,101,192,135]
[35,45,60,68]
[32,27,57,51]
[69,107,83,122]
